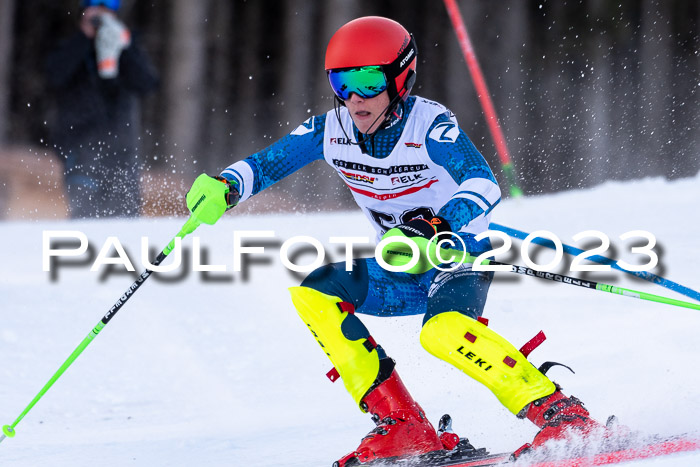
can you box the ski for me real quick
[352,435,700,466]
[522,436,700,467]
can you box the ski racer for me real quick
[186,16,609,466]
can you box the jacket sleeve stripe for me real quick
[453,191,490,211]
[452,177,501,206]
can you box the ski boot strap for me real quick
[511,442,533,461]
[437,414,460,450]
[537,394,588,427]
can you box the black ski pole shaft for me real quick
[380,242,700,312]
[447,251,700,312]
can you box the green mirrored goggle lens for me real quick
[328,66,388,100]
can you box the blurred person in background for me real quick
[186,16,611,466]
[46,0,158,218]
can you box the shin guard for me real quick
[420,311,556,415]
[289,286,381,408]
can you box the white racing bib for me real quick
[323,98,460,241]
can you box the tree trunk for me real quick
[639,0,673,178]
[585,0,614,187]
[204,0,235,174]
[233,1,263,158]
[163,0,209,183]
[0,0,16,145]
[275,0,317,204]
[496,0,528,193]
[302,0,361,209]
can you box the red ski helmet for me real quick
[325,17,417,103]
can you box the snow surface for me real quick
[1,175,699,466]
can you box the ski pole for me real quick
[442,250,700,312]
[0,215,202,444]
[380,241,700,312]
[489,222,700,302]
[442,0,523,198]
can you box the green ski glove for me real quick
[186,173,240,225]
[379,217,454,274]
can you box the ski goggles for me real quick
[327,66,388,100]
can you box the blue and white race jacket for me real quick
[221,96,501,253]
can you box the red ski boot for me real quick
[334,369,444,466]
[513,386,608,458]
